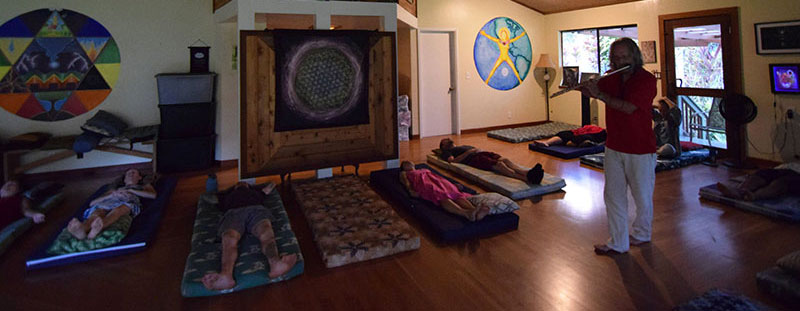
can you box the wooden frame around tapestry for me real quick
[239,30,397,178]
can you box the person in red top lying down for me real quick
[532,125,607,148]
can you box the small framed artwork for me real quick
[561,66,579,87]
[641,41,657,63]
[755,20,800,54]
[580,72,599,84]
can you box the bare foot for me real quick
[268,254,298,278]
[474,205,491,221]
[202,272,236,290]
[533,141,549,147]
[716,182,743,200]
[87,217,104,239]
[629,236,649,246]
[594,244,624,256]
[67,218,87,240]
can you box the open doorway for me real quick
[660,8,742,155]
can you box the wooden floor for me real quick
[1,132,798,310]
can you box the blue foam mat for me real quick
[26,177,178,270]
[370,164,519,244]
[528,143,605,159]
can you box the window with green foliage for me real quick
[561,25,638,77]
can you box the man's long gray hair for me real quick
[611,37,643,68]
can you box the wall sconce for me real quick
[535,53,556,121]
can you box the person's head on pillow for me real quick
[439,138,455,151]
[1,179,21,198]
[400,161,416,172]
[123,169,145,187]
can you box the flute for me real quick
[549,65,631,99]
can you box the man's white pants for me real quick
[603,148,657,253]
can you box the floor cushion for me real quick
[293,175,420,268]
[528,143,605,159]
[487,121,580,143]
[426,154,566,200]
[580,149,711,172]
[26,177,177,270]
[756,266,800,305]
[699,183,800,222]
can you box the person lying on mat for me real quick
[532,125,607,148]
[652,97,682,159]
[1,179,46,229]
[67,169,156,240]
[202,182,297,291]
[399,161,489,221]
[716,162,800,201]
[438,138,544,184]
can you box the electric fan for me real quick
[718,93,758,168]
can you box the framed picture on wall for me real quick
[561,66,579,87]
[755,20,800,54]
[579,72,599,84]
[641,41,657,63]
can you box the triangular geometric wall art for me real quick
[0,9,120,121]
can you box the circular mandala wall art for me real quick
[0,9,120,121]
[274,30,370,132]
[473,17,531,91]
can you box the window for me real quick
[560,25,638,76]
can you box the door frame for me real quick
[418,29,460,137]
[658,7,743,158]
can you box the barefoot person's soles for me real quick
[202,273,236,290]
[87,218,104,239]
[268,254,298,278]
[67,218,86,240]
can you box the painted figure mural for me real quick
[0,9,120,121]
[473,17,531,91]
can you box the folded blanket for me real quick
[46,215,132,255]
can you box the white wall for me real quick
[418,0,546,131]
[543,0,800,162]
[1,0,224,172]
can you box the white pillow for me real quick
[467,192,519,215]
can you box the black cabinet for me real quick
[155,73,217,173]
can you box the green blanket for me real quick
[46,215,132,255]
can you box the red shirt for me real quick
[598,67,657,154]
[572,125,604,136]
[0,194,24,229]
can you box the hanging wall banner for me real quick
[0,9,120,121]
[473,17,531,91]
